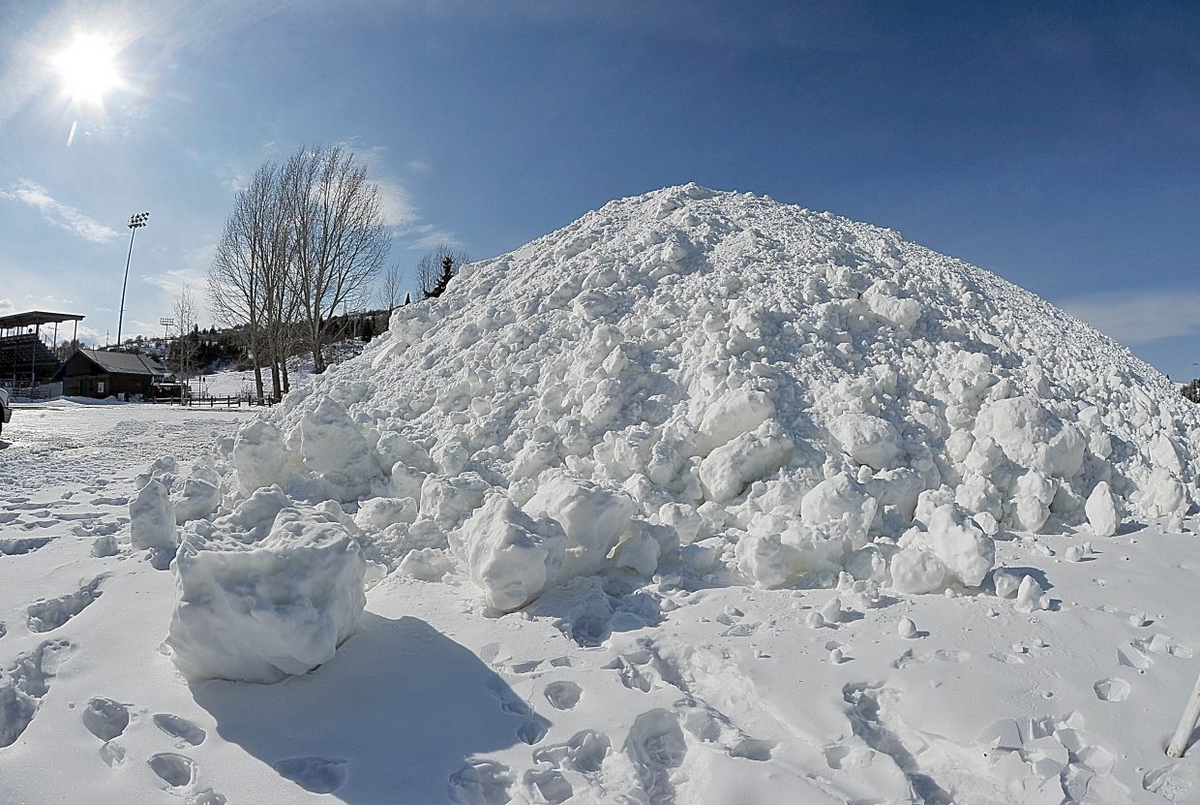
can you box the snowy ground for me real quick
[4,188,1200,804]
[1,401,1199,804]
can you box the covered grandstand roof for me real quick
[0,311,86,330]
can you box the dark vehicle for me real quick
[0,387,11,437]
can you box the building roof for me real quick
[0,310,86,329]
[76,349,169,377]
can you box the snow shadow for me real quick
[192,613,545,802]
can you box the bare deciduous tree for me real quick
[173,284,198,384]
[378,261,404,314]
[208,145,390,392]
[208,164,275,403]
[287,145,390,373]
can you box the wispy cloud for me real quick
[0,179,119,243]
[404,225,464,251]
[1062,288,1200,345]
[337,138,452,240]
[375,177,418,230]
[0,298,15,316]
[141,267,207,299]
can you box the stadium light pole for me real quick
[116,211,150,347]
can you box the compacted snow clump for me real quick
[137,184,1200,681]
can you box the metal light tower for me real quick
[116,211,150,347]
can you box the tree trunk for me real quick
[249,318,265,405]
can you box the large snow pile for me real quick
[152,184,1199,680]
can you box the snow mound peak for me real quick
[166,184,1198,665]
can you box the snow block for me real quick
[829,412,903,470]
[696,388,775,454]
[164,508,366,684]
[926,505,994,587]
[130,479,178,551]
[298,396,380,501]
[799,472,877,548]
[524,473,635,575]
[233,420,296,496]
[451,494,566,612]
[699,420,793,503]
[973,397,1085,478]
[1084,481,1119,538]
[889,547,946,594]
[172,478,220,525]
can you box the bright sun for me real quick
[53,34,121,104]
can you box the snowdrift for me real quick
[146,184,1199,681]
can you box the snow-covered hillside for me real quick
[3,186,1200,804]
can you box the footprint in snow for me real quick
[26,576,104,633]
[82,697,131,741]
[524,767,573,804]
[0,639,72,749]
[448,759,512,805]
[274,757,348,794]
[533,729,611,774]
[149,753,197,788]
[0,536,53,556]
[625,709,688,804]
[154,713,206,747]
[606,651,654,692]
[544,680,583,710]
[1144,761,1198,802]
[485,677,550,745]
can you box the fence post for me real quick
[1168,669,1200,758]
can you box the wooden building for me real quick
[55,349,169,399]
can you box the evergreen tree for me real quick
[426,255,455,298]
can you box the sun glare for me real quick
[53,34,120,104]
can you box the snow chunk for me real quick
[524,473,635,576]
[451,494,566,612]
[699,421,793,503]
[172,478,220,525]
[799,473,877,548]
[354,497,418,532]
[864,290,923,329]
[1085,481,1119,538]
[926,506,994,587]
[829,413,903,470]
[1138,469,1188,519]
[973,397,1085,478]
[696,388,774,453]
[889,548,946,594]
[130,480,178,551]
[297,397,380,501]
[233,420,295,496]
[164,508,366,683]
[1014,575,1048,613]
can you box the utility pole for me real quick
[116,211,150,347]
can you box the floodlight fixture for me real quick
[116,210,151,346]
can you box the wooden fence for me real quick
[154,395,274,408]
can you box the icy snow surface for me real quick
[3,187,1200,804]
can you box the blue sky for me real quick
[1,1,1198,378]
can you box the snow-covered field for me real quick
[3,186,1200,804]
